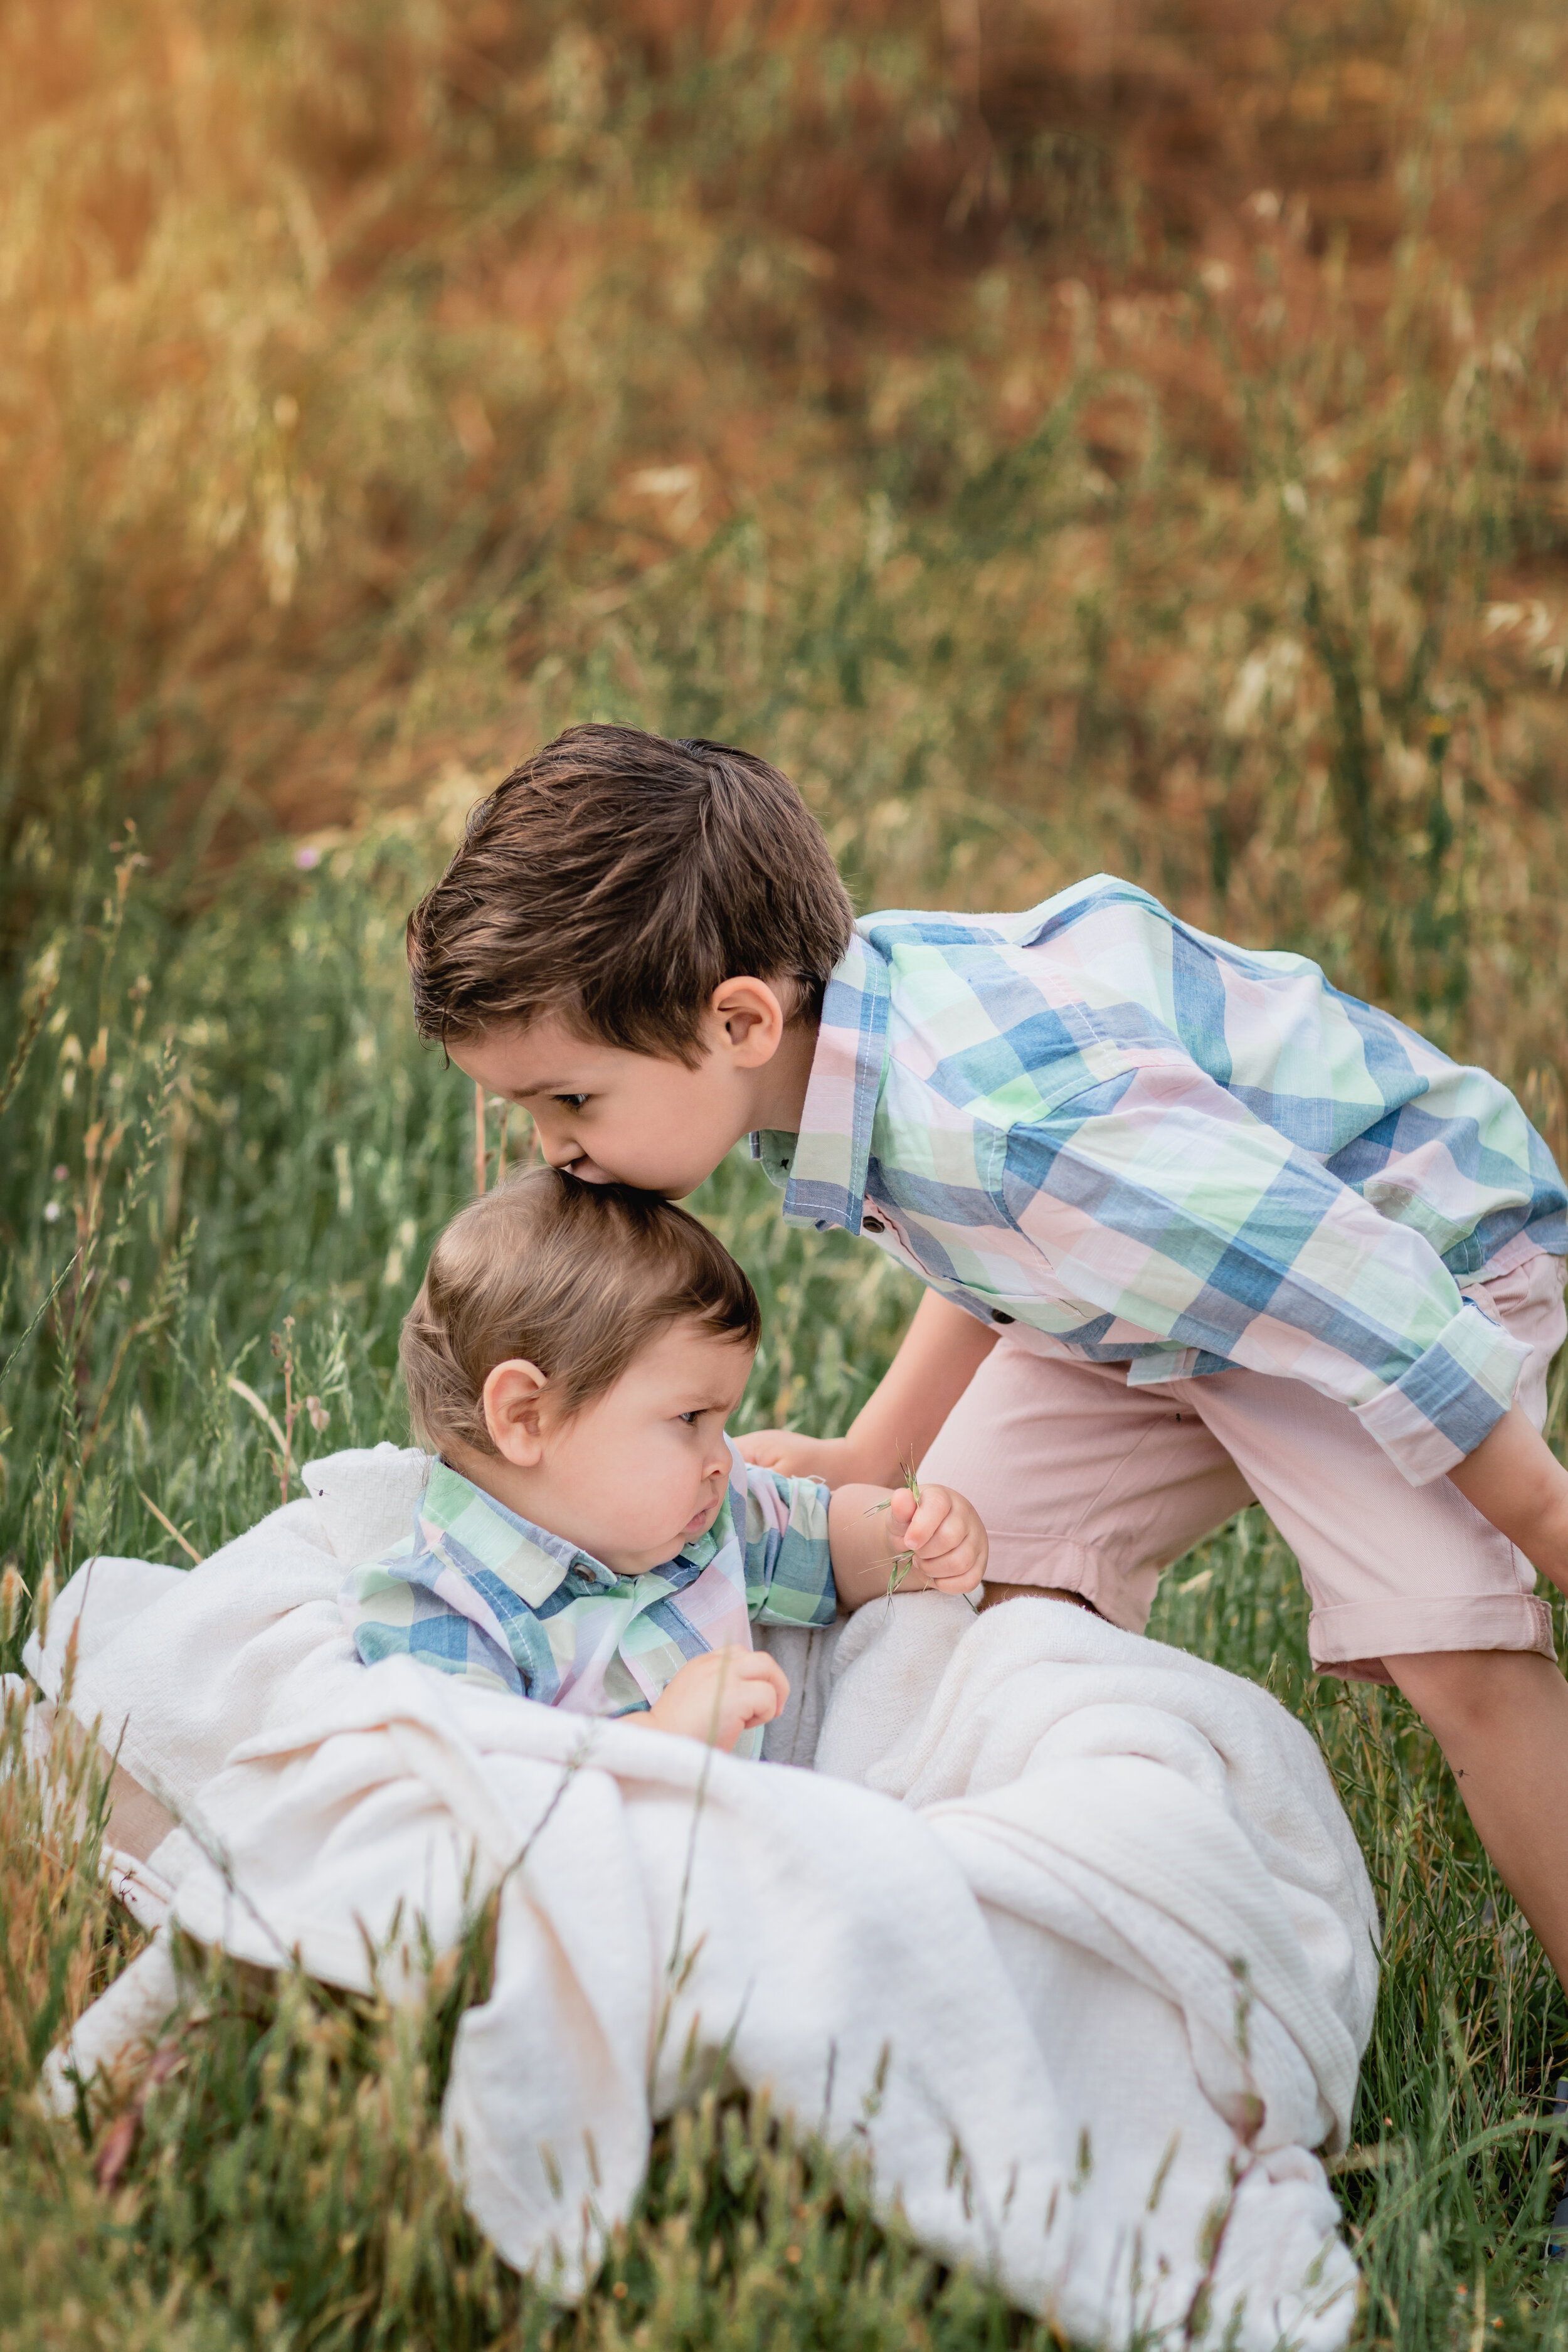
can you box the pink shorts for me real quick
[918,1247,1567,1683]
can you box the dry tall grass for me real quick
[6,0,1568,1083]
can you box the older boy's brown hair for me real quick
[400,1165,760,1456]
[406,723,855,1064]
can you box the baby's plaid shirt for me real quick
[342,1441,835,1756]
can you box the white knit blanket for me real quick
[26,1445,1377,2351]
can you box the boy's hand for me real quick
[888,1483,988,1596]
[644,1648,790,1750]
[738,1429,862,1483]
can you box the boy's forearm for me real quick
[1448,1404,1568,1593]
[840,1291,998,1484]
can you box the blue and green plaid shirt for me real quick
[342,1443,836,1755]
[755,877,1566,1485]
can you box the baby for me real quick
[342,1167,987,1754]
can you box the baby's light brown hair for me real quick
[400,1166,761,1457]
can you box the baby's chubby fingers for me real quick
[897,1485,988,1591]
[699,1647,790,1742]
[708,1653,788,1749]
[729,1646,790,1721]
[647,1646,790,1747]
[924,1549,986,1594]
[895,1484,950,1554]
[894,1482,970,1555]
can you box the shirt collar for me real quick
[750,926,890,1236]
[422,1458,620,1601]
[422,1449,740,1601]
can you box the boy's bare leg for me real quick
[980,1582,1101,1616]
[1385,1647,1568,1985]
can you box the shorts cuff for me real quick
[1308,1594,1557,1686]
[979,1532,1153,1634]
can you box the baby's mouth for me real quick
[682,1496,720,1539]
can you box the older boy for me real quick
[408,723,1568,1982]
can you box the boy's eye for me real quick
[553,1093,588,1111]
[679,1411,699,1426]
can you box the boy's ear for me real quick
[482,1359,551,1467]
[709,977,787,1066]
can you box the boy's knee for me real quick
[1385,1645,1557,1735]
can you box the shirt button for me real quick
[863,1216,886,1234]
[992,1310,1015,1325]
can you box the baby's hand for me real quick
[644,1647,790,1751]
[889,1483,988,1596]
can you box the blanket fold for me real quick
[26,1446,1378,2352]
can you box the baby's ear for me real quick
[483,1359,550,1466]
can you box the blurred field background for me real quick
[5,0,1568,2344]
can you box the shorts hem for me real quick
[1308,1594,1557,1687]
[978,1532,1155,1633]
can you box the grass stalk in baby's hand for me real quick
[866,1463,981,1615]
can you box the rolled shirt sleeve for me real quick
[1348,1294,1528,1481]
[999,1064,1528,1485]
[741,1466,839,1624]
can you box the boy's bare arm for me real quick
[826,1481,987,1608]
[1447,1404,1568,1592]
[741,1291,999,1484]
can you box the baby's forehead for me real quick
[622,1318,756,1395]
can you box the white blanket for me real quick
[28,1445,1377,2351]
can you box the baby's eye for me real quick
[679,1410,699,1426]
[553,1093,588,1110]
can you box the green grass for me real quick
[2,814,1568,2351]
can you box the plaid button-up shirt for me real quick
[755,876,1567,1485]
[342,1444,836,1756]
